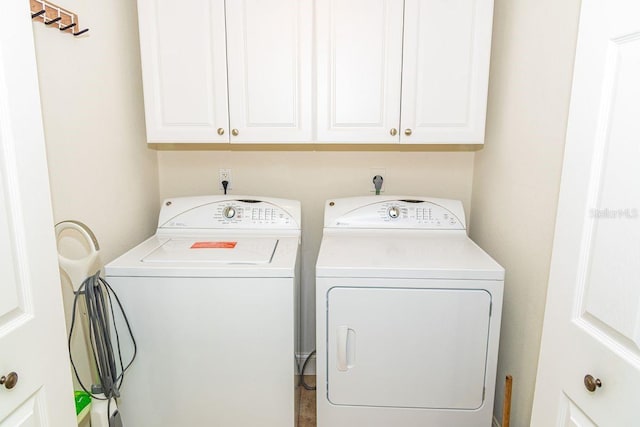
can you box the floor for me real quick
[298,375,316,427]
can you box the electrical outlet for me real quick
[370,168,386,193]
[218,168,232,191]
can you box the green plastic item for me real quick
[74,390,91,420]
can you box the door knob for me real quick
[404,128,412,136]
[390,128,397,136]
[217,128,225,135]
[584,374,602,392]
[0,372,18,390]
[231,129,239,136]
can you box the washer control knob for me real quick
[388,206,400,219]
[223,206,236,219]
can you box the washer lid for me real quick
[141,238,278,264]
[104,234,299,278]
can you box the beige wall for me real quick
[33,0,159,264]
[157,149,475,352]
[32,0,159,383]
[470,0,581,425]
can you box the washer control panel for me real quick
[158,197,300,230]
[324,196,466,230]
[212,202,293,225]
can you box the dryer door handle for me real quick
[336,325,356,371]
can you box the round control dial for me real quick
[222,206,236,219]
[388,206,400,219]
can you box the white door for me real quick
[327,287,491,409]
[0,1,76,425]
[400,0,493,144]
[137,0,229,143]
[316,0,404,143]
[226,0,313,143]
[532,1,640,425]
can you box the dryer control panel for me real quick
[157,196,301,230]
[324,196,466,230]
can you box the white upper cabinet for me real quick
[400,0,494,144]
[137,0,493,144]
[316,0,404,143]
[138,0,312,143]
[137,0,229,143]
[226,0,313,143]
[316,0,494,144]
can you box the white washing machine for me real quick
[104,195,301,427]
[316,196,504,427]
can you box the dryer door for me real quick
[326,286,491,409]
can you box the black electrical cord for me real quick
[373,175,384,195]
[222,180,229,195]
[300,350,316,391]
[69,272,136,426]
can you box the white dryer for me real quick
[104,195,301,427]
[316,196,504,427]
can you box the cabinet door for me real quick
[226,0,313,143]
[137,0,229,143]
[400,0,494,144]
[316,0,404,143]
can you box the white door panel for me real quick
[0,173,20,321]
[558,395,597,427]
[0,1,76,425]
[0,393,44,427]
[316,0,403,142]
[581,35,640,350]
[532,1,640,425]
[226,0,312,142]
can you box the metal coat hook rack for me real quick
[29,0,89,37]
